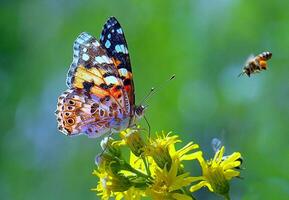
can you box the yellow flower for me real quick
[146,131,180,169]
[118,128,146,156]
[93,137,149,199]
[92,166,147,200]
[144,132,200,200]
[91,169,131,200]
[92,129,244,200]
[129,151,156,177]
[169,141,200,162]
[121,187,146,200]
[190,146,242,198]
[147,159,195,200]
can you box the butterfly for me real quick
[55,17,145,138]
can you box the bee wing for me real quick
[211,138,222,153]
[244,54,255,65]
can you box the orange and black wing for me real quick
[99,17,135,109]
[66,32,131,114]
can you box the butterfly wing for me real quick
[56,32,131,137]
[67,32,131,113]
[100,17,135,108]
[56,88,129,138]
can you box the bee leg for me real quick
[256,64,262,71]
[246,68,252,77]
[238,72,245,77]
[246,70,252,77]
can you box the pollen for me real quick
[259,60,267,68]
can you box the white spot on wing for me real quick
[104,76,118,84]
[105,40,111,48]
[124,46,128,54]
[82,54,90,61]
[92,41,100,47]
[73,50,80,57]
[83,48,87,52]
[115,45,120,53]
[102,55,112,64]
[95,56,105,64]
[117,28,123,34]
[115,44,128,54]
[73,56,79,62]
[76,37,84,44]
[94,56,112,64]
[120,45,125,53]
[75,33,93,47]
[118,68,128,76]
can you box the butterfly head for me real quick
[134,105,146,119]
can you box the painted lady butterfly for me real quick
[55,17,145,138]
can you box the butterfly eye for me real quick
[87,127,93,133]
[100,110,104,116]
[68,100,75,105]
[66,118,75,125]
[65,112,71,117]
[67,106,74,110]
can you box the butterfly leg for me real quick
[99,129,114,156]
[128,116,151,138]
[143,115,151,138]
[128,124,148,135]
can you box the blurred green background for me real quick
[1,0,289,199]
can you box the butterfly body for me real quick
[56,17,144,138]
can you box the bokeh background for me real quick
[1,0,289,199]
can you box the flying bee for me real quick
[238,51,272,77]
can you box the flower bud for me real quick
[120,129,146,157]
[206,167,230,196]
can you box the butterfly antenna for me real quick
[139,74,175,105]
[143,115,151,138]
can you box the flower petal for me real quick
[224,169,240,180]
[181,151,202,161]
[178,142,199,157]
[213,146,225,163]
[190,180,213,192]
[223,160,241,170]
[221,152,241,166]
[170,175,196,191]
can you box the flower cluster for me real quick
[92,129,243,200]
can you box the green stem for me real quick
[224,193,231,200]
[181,187,196,200]
[124,163,152,180]
[141,155,151,177]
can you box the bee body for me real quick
[239,51,272,77]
